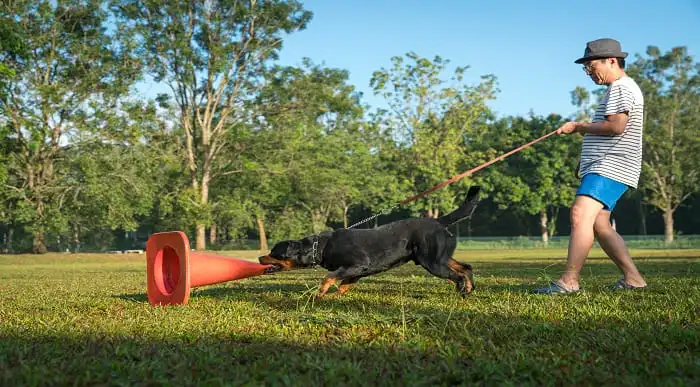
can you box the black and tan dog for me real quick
[259,186,482,298]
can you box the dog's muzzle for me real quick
[258,255,293,273]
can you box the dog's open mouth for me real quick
[259,256,293,273]
[263,264,284,274]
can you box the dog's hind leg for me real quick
[413,234,473,297]
[447,258,475,294]
[414,248,468,297]
[419,261,470,298]
[414,250,474,297]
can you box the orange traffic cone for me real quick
[146,231,274,306]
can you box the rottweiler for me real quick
[259,186,482,298]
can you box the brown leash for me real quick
[347,129,559,228]
[399,129,559,205]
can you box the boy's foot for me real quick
[532,281,581,295]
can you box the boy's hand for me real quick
[556,121,579,134]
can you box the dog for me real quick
[259,186,482,298]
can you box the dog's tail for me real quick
[437,186,481,227]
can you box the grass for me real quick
[1,248,698,386]
[454,235,700,250]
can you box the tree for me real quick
[370,52,498,218]
[245,60,367,239]
[113,0,312,250]
[58,99,163,252]
[626,46,700,242]
[483,113,580,244]
[1,0,140,253]
[570,86,593,122]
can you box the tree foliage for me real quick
[113,0,312,250]
[625,46,699,242]
[370,52,498,218]
[1,3,698,253]
[1,0,141,252]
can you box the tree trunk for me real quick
[209,223,217,245]
[257,216,268,252]
[663,208,674,243]
[192,224,205,251]
[33,231,48,254]
[343,205,349,228]
[72,224,81,253]
[2,227,12,253]
[638,198,647,235]
[196,141,215,250]
[539,209,549,246]
[546,207,559,239]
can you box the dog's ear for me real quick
[269,241,290,257]
[286,240,303,257]
[289,236,321,265]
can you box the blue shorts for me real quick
[576,173,629,211]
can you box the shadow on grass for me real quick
[0,332,451,386]
[115,275,317,304]
[1,309,697,386]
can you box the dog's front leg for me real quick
[336,277,360,295]
[316,267,369,298]
[316,276,337,298]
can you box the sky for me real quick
[133,0,700,120]
[269,0,700,119]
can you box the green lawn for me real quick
[1,248,698,386]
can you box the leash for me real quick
[347,129,559,229]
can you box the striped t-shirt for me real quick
[579,75,645,188]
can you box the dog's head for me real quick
[258,237,320,273]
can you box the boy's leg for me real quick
[557,195,604,290]
[534,173,629,294]
[533,194,603,294]
[594,211,647,287]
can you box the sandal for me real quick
[611,278,647,290]
[532,281,581,295]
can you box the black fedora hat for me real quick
[574,38,628,64]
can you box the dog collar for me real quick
[310,234,320,266]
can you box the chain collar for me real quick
[310,233,320,266]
